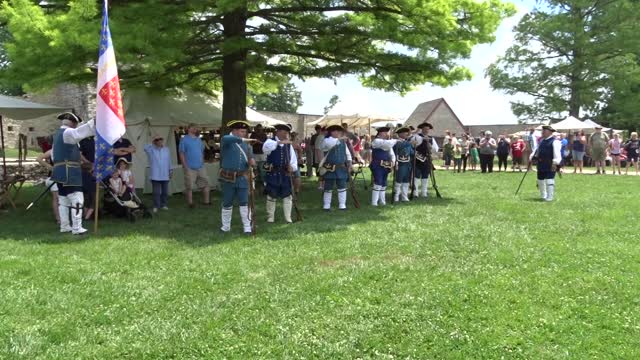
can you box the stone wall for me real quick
[2,83,94,149]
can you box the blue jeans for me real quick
[151,180,169,209]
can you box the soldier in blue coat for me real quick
[530,125,562,201]
[51,112,95,235]
[409,123,439,198]
[219,120,256,234]
[262,124,298,223]
[370,127,397,206]
[320,125,352,210]
[393,127,414,202]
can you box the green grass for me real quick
[1,171,639,359]
[1,148,39,159]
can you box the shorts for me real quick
[45,178,58,192]
[572,151,585,161]
[294,169,301,177]
[443,153,453,166]
[184,167,209,190]
[591,147,606,162]
[512,156,522,164]
[629,153,639,163]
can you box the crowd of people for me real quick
[37,111,637,235]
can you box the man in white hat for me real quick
[531,125,562,201]
[51,112,96,235]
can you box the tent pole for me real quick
[1,115,6,177]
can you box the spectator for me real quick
[451,137,462,173]
[179,124,210,208]
[571,130,587,174]
[145,135,172,212]
[522,128,536,164]
[442,135,453,170]
[113,136,136,164]
[560,133,570,166]
[460,134,471,172]
[496,134,510,172]
[312,125,325,177]
[479,131,497,173]
[362,135,372,166]
[36,149,59,224]
[342,122,359,159]
[79,136,96,220]
[624,132,640,175]
[116,158,135,193]
[469,142,479,171]
[250,124,268,182]
[589,126,609,174]
[353,135,364,164]
[291,132,304,194]
[510,135,525,171]
[608,133,623,175]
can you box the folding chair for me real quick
[0,175,25,209]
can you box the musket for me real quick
[391,159,398,204]
[248,167,257,235]
[26,181,56,211]
[285,144,303,222]
[409,135,417,200]
[514,163,530,196]
[348,166,361,209]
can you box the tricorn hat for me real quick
[542,125,556,132]
[274,124,292,132]
[227,120,251,130]
[57,112,82,123]
[376,126,391,133]
[395,127,411,134]
[325,125,344,133]
[417,122,433,130]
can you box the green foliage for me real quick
[0,0,514,97]
[323,94,340,115]
[487,0,640,122]
[249,78,303,113]
[2,173,640,358]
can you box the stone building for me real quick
[2,83,94,148]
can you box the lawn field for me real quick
[1,171,639,359]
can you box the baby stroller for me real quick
[100,179,152,222]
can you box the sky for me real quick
[292,0,536,125]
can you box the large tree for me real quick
[249,78,302,113]
[1,0,514,123]
[487,0,640,122]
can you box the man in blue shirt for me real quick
[145,135,172,212]
[179,124,210,208]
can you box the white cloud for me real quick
[294,2,532,125]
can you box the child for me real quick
[109,170,137,208]
[453,140,462,173]
[469,142,479,171]
[116,158,135,193]
[442,136,453,170]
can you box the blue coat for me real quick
[220,134,251,189]
[393,140,414,182]
[324,140,349,180]
[265,139,293,198]
[51,128,82,186]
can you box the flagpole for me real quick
[94,180,100,233]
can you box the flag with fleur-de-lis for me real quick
[94,0,126,181]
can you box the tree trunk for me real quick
[222,7,248,129]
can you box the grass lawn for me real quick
[1,170,639,358]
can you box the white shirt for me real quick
[530,135,562,165]
[409,133,440,153]
[263,137,298,171]
[321,137,352,162]
[51,120,96,162]
[371,138,397,163]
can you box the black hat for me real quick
[417,122,433,130]
[376,126,391,133]
[395,127,410,134]
[325,125,344,133]
[542,125,556,132]
[274,124,292,132]
[57,112,82,123]
[227,120,251,129]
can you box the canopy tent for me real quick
[123,88,285,187]
[0,94,66,176]
[307,114,403,132]
[534,116,593,132]
[582,119,613,132]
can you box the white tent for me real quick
[307,114,403,131]
[123,88,285,190]
[537,116,594,131]
[582,119,612,131]
[0,94,66,176]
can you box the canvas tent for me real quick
[0,94,66,176]
[544,116,594,131]
[123,88,285,192]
